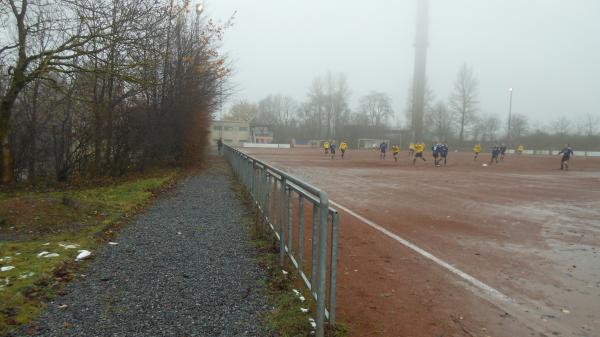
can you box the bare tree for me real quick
[0,0,119,183]
[449,64,479,143]
[256,95,298,127]
[508,113,529,140]
[324,71,350,138]
[480,114,501,142]
[427,100,454,141]
[223,100,258,122]
[551,116,572,136]
[1,0,232,183]
[359,91,393,127]
[576,113,600,137]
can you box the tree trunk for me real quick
[0,79,26,184]
[28,81,40,180]
[459,109,466,143]
[1,129,11,185]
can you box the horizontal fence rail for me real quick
[507,149,600,157]
[223,145,339,337]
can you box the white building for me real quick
[209,120,251,148]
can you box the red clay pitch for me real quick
[244,148,600,337]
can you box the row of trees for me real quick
[223,71,391,142]
[224,66,598,148]
[409,64,599,146]
[0,0,231,184]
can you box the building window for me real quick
[223,126,233,131]
[239,127,248,131]
[213,126,222,131]
[239,140,248,143]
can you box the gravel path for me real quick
[15,159,270,337]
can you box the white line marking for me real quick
[330,200,513,303]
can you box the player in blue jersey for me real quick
[379,141,388,160]
[558,144,574,170]
[490,144,501,164]
[431,143,441,167]
[438,143,449,166]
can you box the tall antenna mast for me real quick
[411,0,429,142]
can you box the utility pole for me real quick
[507,88,513,146]
[411,0,429,142]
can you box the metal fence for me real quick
[223,144,339,337]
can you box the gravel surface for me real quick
[15,160,270,337]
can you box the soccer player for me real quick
[217,137,223,155]
[379,141,388,160]
[330,142,337,159]
[340,141,348,159]
[431,143,440,166]
[413,142,426,165]
[558,144,574,170]
[500,143,507,161]
[490,144,501,164]
[392,144,401,162]
[439,143,449,166]
[408,142,415,157]
[517,144,524,155]
[323,141,330,154]
[473,143,481,161]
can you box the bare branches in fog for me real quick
[449,64,479,143]
[0,0,232,183]
[358,91,393,127]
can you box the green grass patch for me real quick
[0,170,178,335]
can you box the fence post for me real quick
[287,188,293,254]
[280,178,287,267]
[298,196,304,274]
[316,192,329,337]
[329,212,339,329]
[311,203,319,292]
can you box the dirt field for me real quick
[243,148,600,337]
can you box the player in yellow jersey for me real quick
[408,142,415,157]
[517,144,524,155]
[323,141,330,154]
[391,144,401,162]
[413,142,427,165]
[339,141,348,159]
[473,143,481,161]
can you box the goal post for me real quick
[357,139,390,150]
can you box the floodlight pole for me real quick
[507,88,513,146]
[411,0,429,143]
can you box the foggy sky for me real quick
[207,0,600,128]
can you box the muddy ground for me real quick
[245,148,600,337]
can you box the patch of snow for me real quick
[43,253,60,258]
[37,251,50,257]
[1,266,15,272]
[76,250,91,261]
[300,307,309,313]
[108,242,119,245]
